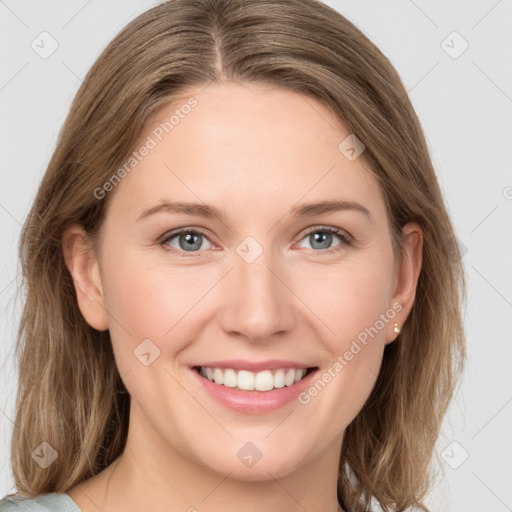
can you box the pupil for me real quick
[180,233,201,251]
[312,232,331,250]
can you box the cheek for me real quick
[333,269,391,341]
[103,249,203,332]
[100,246,220,377]
[294,254,394,347]
[290,253,394,412]
[301,257,394,424]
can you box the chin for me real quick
[197,443,306,481]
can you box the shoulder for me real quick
[0,493,81,512]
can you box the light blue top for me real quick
[0,493,81,511]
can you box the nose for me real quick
[218,252,296,343]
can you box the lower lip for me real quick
[190,367,318,415]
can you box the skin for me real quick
[63,82,422,512]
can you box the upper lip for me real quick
[192,359,317,372]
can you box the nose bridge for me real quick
[219,244,296,341]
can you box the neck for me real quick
[91,401,345,512]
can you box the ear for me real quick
[62,224,109,331]
[387,221,423,343]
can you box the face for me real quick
[69,82,419,481]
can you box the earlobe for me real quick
[62,224,109,331]
[388,222,423,342]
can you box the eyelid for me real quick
[159,224,353,256]
[159,226,215,256]
[299,225,353,243]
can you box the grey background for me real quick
[1,1,511,510]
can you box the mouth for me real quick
[191,365,319,392]
[190,363,320,414]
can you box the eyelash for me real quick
[159,225,353,258]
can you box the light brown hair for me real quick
[8,1,465,510]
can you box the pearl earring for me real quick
[393,322,400,334]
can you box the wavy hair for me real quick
[7,1,466,510]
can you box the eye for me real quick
[296,226,352,254]
[159,225,352,257]
[161,228,213,255]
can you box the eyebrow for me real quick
[137,199,372,223]
[289,200,372,221]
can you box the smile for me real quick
[193,366,316,392]
[190,363,319,414]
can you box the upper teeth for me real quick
[199,367,309,391]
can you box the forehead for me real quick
[108,82,387,224]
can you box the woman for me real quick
[0,0,466,511]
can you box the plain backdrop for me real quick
[1,1,511,510]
